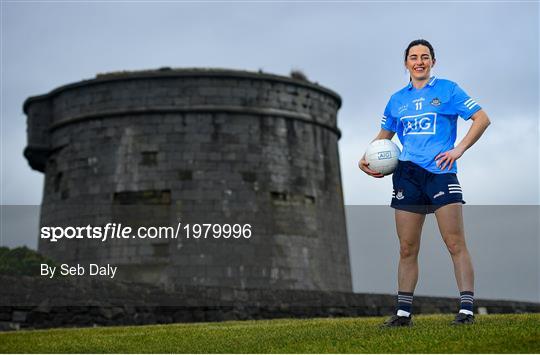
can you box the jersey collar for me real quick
[407,76,437,90]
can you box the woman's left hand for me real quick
[435,147,465,171]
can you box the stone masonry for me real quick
[23,68,352,291]
[1,276,538,331]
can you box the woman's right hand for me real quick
[358,157,384,178]
[359,128,395,178]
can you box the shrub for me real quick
[0,246,57,276]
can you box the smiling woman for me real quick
[358,38,491,327]
[405,39,436,82]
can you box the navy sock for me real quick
[459,291,474,314]
[397,291,414,316]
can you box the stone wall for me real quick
[24,68,352,292]
[1,276,538,331]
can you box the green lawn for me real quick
[1,314,539,353]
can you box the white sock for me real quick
[397,309,411,317]
[459,309,474,316]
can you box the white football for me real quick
[364,139,401,176]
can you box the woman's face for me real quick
[405,45,435,81]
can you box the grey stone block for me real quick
[24,68,350,292]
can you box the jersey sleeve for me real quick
[381,99,397,132]
[451,83,482,120]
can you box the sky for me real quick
[1,1,538,206]
[0,2,539,301]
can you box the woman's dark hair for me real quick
[404,39,435,61]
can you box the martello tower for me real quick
[24,68,352,292]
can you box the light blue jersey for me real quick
[381,77,482,174]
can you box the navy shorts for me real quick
[391,160,465,214]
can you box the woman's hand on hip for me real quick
[435,147,465,171]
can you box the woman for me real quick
[359,39,491,326]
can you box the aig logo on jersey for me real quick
[400,113,437,136]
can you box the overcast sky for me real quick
[1,1,538,205]
[0,2,538,302]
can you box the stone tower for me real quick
[24,68,352,292]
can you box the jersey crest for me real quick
[430,97,441,106]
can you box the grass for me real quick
[0,314,539,353]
